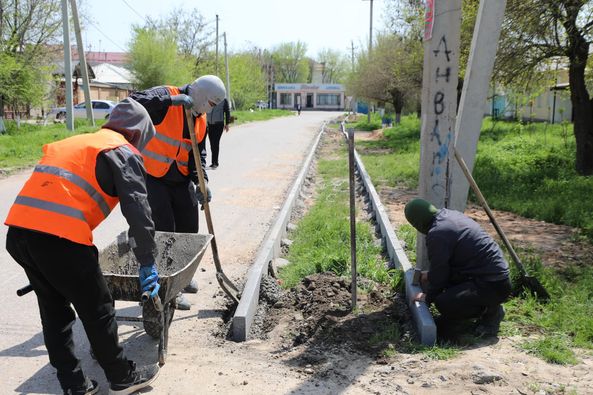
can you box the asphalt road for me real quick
[0,111,340,394]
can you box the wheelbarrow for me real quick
[98,230,212,365]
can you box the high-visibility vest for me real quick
[5,129,136,246]
[141,86,206,178]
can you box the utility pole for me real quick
[416,0,462,270]
[449,0,507,212]
[215,14,220,76]
[70,0,94,126]
[224,32,232,109]
[61,0,74,131]
[351,40,355,72]
[363,0,374,122]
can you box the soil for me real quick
[235,127,593,395]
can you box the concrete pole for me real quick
[69,0,94,126]
[224,32,232,109]
[416,0,462,269]
[449,0,507,212]
[61,0,74,131]
[367,0,373,122]
[215,14,219,76]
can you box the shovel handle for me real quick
[17,284,34,297]
[453,148,527,276]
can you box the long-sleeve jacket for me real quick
[130,85,208,184]
[425,209,510,304]
[207,98,230,125]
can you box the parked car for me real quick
[255,100,268,110]
[48,100,117,120]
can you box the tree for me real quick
[348,33,422,123]
[0,0,63,123]
[496,0,593,175]
[227,51,267,110]
[128,27,193,89]
[316,48,349,84]
[271,41,310,83]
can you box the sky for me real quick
[80,0,388,59]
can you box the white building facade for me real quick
[274,83,345,111]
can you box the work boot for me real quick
[475,305,505,337]
[63,377,99,395]
[175,292,191,310]
[109,361,159,395]
[183,279,198,294]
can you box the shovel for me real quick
[184,109,241,305]
[453,148,550,302]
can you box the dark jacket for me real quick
[207,98,230,125]
[425,209,510,303]
[129,85,208,184]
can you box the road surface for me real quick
[0,111,340,394]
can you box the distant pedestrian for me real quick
[205,98,231,169]
[297,103,302,116]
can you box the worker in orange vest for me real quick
[130,75,226,311]
[5,98,160,395]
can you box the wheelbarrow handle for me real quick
[17,284,34,297]
[141,284,163,312]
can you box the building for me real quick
[273,83,345,111]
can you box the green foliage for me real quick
[231,109,293,125]
[353,113,383,131]
[271,41,310,83]
[228,53,267,110]
[522,336,578,365]
[128,27,194,89]
[279,139,388,289]
[356,115,421,188]
[0,120,106,169]
[316,48,349,84]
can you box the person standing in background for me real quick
[205,97,231,169]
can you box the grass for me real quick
[352,112,383,131]
[0,119,105,170]
[279,139,392,288]
[232,109,293,125]
[353,114,593,364]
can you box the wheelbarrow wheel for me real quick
[143,300,174,339]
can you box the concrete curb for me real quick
[232,125,325,341]
[352,144,437,346]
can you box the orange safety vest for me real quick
[4,129,136,246]
[141,86,207,178]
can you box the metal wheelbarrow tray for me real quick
[98,231,212,365]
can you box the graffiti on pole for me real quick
[424,0,435,41]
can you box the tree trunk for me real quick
[566,20,593,175]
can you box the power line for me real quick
[120,0,158,29]
[87,20,127,52]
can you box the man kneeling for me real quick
[404,198,512,338]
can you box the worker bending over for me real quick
[5,99,160,395]
[130,75,226,310]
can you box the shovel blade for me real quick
[519,275,550,302]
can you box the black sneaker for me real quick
[209,164,218,169]
[109,362,159,395]
[64,377,99,395]
[182,279,198,294]
[475,305,505,337]
[175,292,191,310]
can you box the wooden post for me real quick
[416,0,462,269]
[449,0,507,212]
[224,32,232,109]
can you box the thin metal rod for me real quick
[348,127,357,309]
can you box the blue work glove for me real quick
[188,181,212,207]
[170,94,194,109]
[138,263,160,298]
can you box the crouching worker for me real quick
[5,99,160,395]
[404,198,512,338]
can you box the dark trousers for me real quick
[433,277,512,321]
[6,227,131,390]
[206,123,224,166]
[146,175,199,232]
